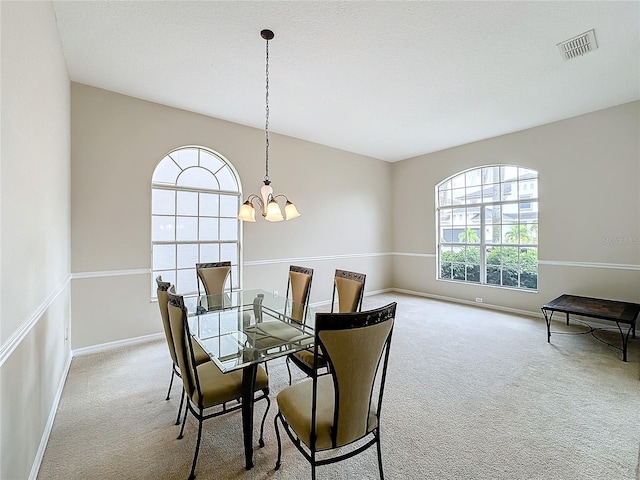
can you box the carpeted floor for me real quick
[37,293,640,480]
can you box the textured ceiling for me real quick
[51,1,640,162]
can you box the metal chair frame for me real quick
[156,275,186,425]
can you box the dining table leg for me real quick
[241,363,258,470]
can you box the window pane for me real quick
[200,243,220,262]
[439,189,452,207]
[152,216,175,241]
[220,218,238,241]
[176,216,197,241]
[465,246,480,263]
[451,188,466,205]
[486,266,501,285]
[178,167,216,189]
[177,191,198,216]
[153,244,175,270]
[230,266,239,289]
[467,206,480,230]
[501,166,518,182]
[200,150,224,173]
[486,246,501,265]
[482,166,500,184]
[466,265,480,282]
[465,169,481,187]
[502,247,519,266]
[501,181,516,201]
[177,268,197,294]
[152,189,175,215]
[452,207,466,226]
[177,243,198,269]
[221,243,237,262]
[520,247,538,289]
[216,166,238,191]
[171,148,198,169]
[484,205,499,224]
[200,193,218,217]
[501,204,518,224]
[199,218,219,241]
[518,167,537,181]
[465,186,482,204]
[504,225,522,244]
[220,194,238,217]
[483,184,501,203]
[486,224,501,244]
[152,157,181,185]
[451,174,465,189]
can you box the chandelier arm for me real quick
[245,194,264,209]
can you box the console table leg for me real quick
[542,309,552,343]
[618,322,632,362]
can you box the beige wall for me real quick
[391,101,640,313]
[70,83,392,349]
[0,2,71,479]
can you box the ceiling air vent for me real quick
[557,29,598,61]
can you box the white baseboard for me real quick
[390,287,542,319]
[29,351,73,480]
[73,332,165,357]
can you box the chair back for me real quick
[167,287,200,401]
[196,261,231,296]
[156,276,178,365]
[285,265,313,322]
[312,302,396,449]
[332,269,366,313]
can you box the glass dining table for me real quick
[183,289,317,470]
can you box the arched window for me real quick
[151,146,241,297]
[437,165,538,290]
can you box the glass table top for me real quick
[184,289,316,373]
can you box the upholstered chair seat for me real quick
[192,361,268,408]
[276,375,378,451]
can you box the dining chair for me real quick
[274,302,397,480]
[196,261,232,296]
[286,269,366,383]
[284,265,314,321]
[167,287,271,480]
[332,269,366,313]
[156,276,210,424]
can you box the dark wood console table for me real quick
[541,294,640,362]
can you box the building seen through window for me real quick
[437,165,538,290]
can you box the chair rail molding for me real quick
[392,252,639,271]
[244,252,389,266]
[0,275,71,367]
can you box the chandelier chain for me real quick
[264,37,270,182]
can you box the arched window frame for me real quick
[436,165,539,290]
[151,146,242,298]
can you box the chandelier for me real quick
[237,29,301,222]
